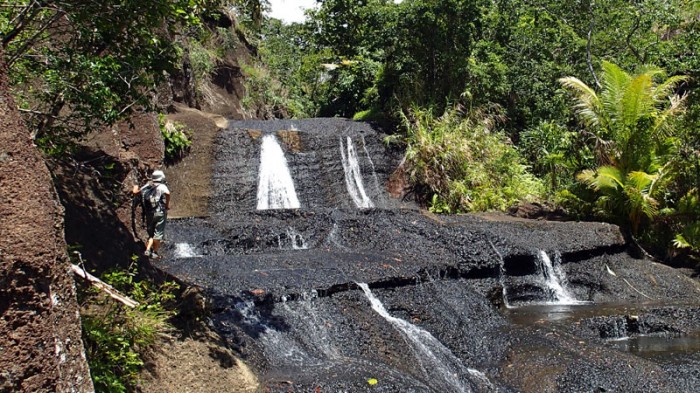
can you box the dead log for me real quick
[70,264,140,308]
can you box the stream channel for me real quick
[156,118,700,392]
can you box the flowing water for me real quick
[358,283,494,393]
[160,118,700,392]
[256,134,300,210]
[535,250,577,304]
[340,136,374,208]
[174,243,201,258]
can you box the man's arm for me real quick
[164,192,171,211]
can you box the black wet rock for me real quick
[154,118,700,393]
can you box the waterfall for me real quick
[235,298,325,366]
[340,136,374,208]
[277,227,308,250]
[257,134,301,210]
[488,240,511,308]
[361,135,384,206]
[536,250,576,304]
[174,243,202,258]
[357,283,494,393]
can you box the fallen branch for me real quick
[605,264,654,300]
[70,264,139,308]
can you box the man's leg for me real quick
[151,213,167,257]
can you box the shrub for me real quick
[79,259,179,392]
[159,114,192,164]
[402,104,544,213]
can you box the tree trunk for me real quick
[0,47,94,392]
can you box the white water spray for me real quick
[361,135,384,206]
[357,283,494,393]
[236,299,323,366]
[536,250,576,304]
[174,243,202,258]
[340,136,374,208]
[257,134,300,210]
[278,227,308,250]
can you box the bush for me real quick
[402,104,544,213]
[159,114,192,164]
[79,259,179,392]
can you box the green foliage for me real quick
[519,121,591,194]
[560,61,688,234]
[669,188,700,256]
[79,260,179,392]
[188,38,218,94]
[159,115,193,164]
[240,61,299,118]
[1,0,216,153]
[577,166,664,233]
[317,56,382,118]
[403,104,544,213]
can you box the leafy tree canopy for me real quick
[1,0,219,153]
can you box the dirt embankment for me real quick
[45,10,263,391]
[0,49,93,392]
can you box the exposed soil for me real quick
[49,106,260,392]
[138,107,263,392]
[137,321,258,393]
[0,50,92,392]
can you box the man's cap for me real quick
[151,170,166,182]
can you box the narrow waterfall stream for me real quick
[535,250,577,304]
[340,136,374,208]
[358,283,494,393]
[256,134,300,210]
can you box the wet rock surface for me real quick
[155,119,700,392]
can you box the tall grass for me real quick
[402,104,544,213]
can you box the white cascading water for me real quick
[357,283,494,393]
[340,137,374,208]
[236,299,323,366]
[174,243,201,258]
[536,250,576,304]
[488,240,512,308]
[278,227,308,250]
[361,136,384,206]
[257,134,301,210]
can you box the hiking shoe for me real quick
[150,251,160,259]
[144,249,152,257]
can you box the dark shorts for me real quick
[146,211,167,240]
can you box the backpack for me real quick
[141,183,161,212]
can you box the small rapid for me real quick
[535,250,577,304]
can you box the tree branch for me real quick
[2,0,42,47]
[625,13,643,63]
[7,8,65,67]
[586,2,601,89]
[70,264,140,308]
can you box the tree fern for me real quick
[561,62,688,234]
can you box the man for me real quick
[133,170,170,258]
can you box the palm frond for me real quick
[577,166,623,192]
[600,61,631,127]
[627,170,656,191]
[652,74,690,102]
[558,76,602,128]
[620,73,654,133]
